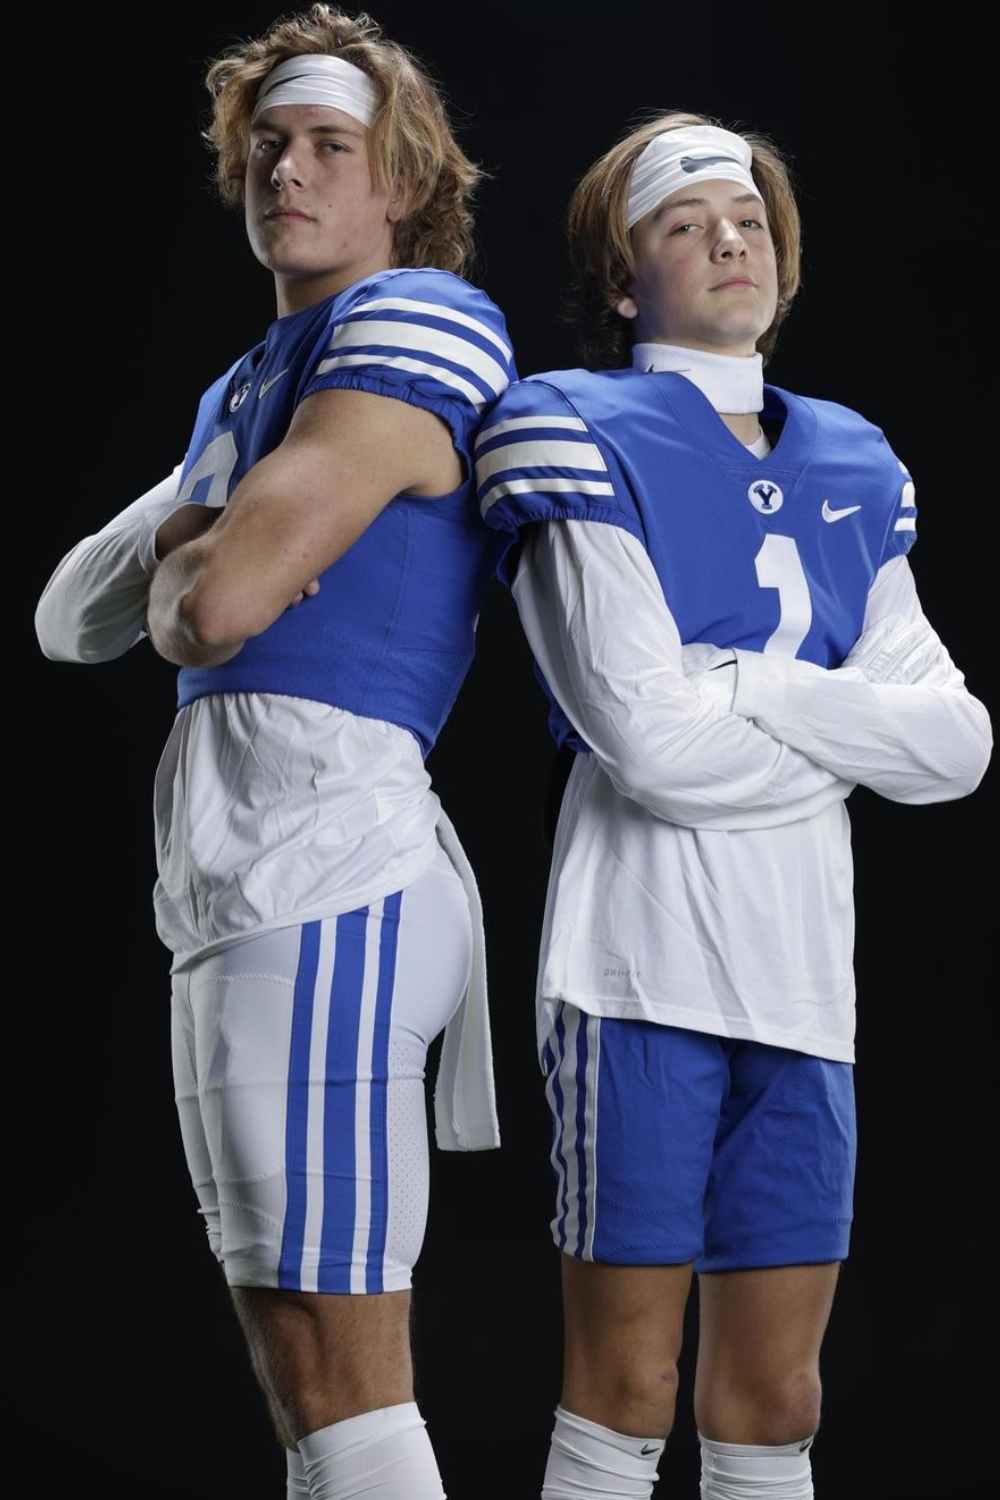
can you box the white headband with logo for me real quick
[252,53,378,127]
[626,125,758,228]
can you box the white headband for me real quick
[252,53,378,127]
[626,125,758,229]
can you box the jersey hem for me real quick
[164,837,441,974]
[302,370,472,456]
[173,687,426,754]
[539,990,856,1065]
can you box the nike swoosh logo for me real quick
[822,500,862,523]
[681,153,741,174]
[640,1444,659,1456]
[259,367,290,399]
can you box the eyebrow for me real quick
[661,192,763,211]
[251,117,364,139]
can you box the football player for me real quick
[35,7,514,1497]
[475,113,991,1499]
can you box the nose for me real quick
[270,143,305,191]
[710,218,748,260]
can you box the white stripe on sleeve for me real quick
[475,438,609,487]
[315,351,486,408]
[476,414,588,447]
[349,296,513,361]
[325,317,509,396]
[480,476,616,515]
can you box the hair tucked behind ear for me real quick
[566,110,802,369]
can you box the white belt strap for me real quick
[432,809,501,1151]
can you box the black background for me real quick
[19,5,993,1497]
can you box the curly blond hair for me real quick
[567,111,802,369]
[204,5,480,274]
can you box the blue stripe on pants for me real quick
[366,890,403,1292]
[278,921,320,1288]
[318,906,368,1292]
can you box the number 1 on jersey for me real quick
[755,534,812,657]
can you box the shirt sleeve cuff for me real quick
[732,649,792,720]
[137,513,162,576]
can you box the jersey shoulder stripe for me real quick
[318,319,508,405]
[342,295,513,361]
[894,461,917,532]
[474,375,635,532]
[309,269,514,414]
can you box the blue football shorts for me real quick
[171,845,471,1293]
[541,1003,856,1271]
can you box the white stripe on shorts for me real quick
[299,920,338,1293]
[547,1006,602,1261]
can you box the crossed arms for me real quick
[512,521,992,830]
[36,389,460,668]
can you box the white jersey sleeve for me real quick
[35,465,183,663]
[732,555,992,804]
[513,519,854,831]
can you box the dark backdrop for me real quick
[19,6,992,1497]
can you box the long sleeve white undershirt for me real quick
[514,523,990,827]
[35,467,183,663]
[512,519,991,1062]
[514,521,852,832]
[34,471,499,1149]
[734,558,992,802]
[33,474,445,962]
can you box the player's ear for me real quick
[386,174,412,225]
[615,291,639,320]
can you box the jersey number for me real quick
[175,432,239,509]
[755,535,812,658]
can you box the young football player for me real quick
[475,112,991,1499]
[35,7,514,1497]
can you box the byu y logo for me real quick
[747,479,784,514]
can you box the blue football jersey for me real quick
[476,368,916,751]
[173,268,516,755]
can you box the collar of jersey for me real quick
[646,370,816,469]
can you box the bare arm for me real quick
[731,556,992,803]
[146,387,462,667]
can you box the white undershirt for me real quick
[35,471,499,1150]
[33,442,991,1076]
[34,468,442,964]
[511,424,990,1062]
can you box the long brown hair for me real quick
[204,4,481,275]
[567,111,802,369]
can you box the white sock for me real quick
[700,1434,815,1499]
[298,1402,445,1500]
[286,1447,310,1497]
[542,1405,666,1499]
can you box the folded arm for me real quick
[513,520,854,831]
[732,556,992,803]
[146,387,462,668]
[34,465,207,662]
